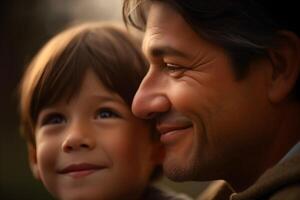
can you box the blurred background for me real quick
[1,0,209,199]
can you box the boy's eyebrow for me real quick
[92,94,123,103]
[44,94,122,109]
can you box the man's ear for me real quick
[28,144,40,180]
[267,31,300,103]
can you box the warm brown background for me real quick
[0,1,208,199]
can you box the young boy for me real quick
[19,22,191,200]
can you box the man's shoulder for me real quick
[197,180,234,200]
[268,183,300,200]
[143,185,193,200]
[197,155,300,200]
[232,154,300,200]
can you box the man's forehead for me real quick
[142,2,184,54]
[146,1,181,29]
[142,2,197,59]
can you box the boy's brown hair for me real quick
[19,22,148,147]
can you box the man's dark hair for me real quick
[123,0,300,99]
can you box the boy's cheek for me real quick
[27,144,41,180]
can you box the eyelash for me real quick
[39,107,121,127]
[95,108,120,119]
[41,113,66,126]
[164,63,186,75]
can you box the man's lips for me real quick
[155,113,193,144]
[156,111,193,135]
[157,122,193,145]
[57,163,106,177]
[156,123,192,135]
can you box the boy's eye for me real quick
[96,108,120,119]
[41,113,66,126]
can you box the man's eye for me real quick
[96,108,119,119]
[166,63,179,71]
[41,113,66,126]
[164,63,186,76]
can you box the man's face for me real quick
[132,1,276,182]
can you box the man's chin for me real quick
[162,159,193,181]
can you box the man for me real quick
[123,0,300,199]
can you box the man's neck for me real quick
[229,103,300,192]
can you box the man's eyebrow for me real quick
[149,45,188,58]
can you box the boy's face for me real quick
[29,69,161,200]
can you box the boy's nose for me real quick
[62,122,95,152]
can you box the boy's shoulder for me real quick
[143,185,193,200]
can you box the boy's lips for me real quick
[58,163,106,178]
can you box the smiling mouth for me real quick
[157,124,192,135]
[58,163,106,178]
[156,123,193,144]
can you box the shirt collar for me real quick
[279,141,300,164]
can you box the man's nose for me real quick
[62,121,95,152]
[132,72,171,119]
